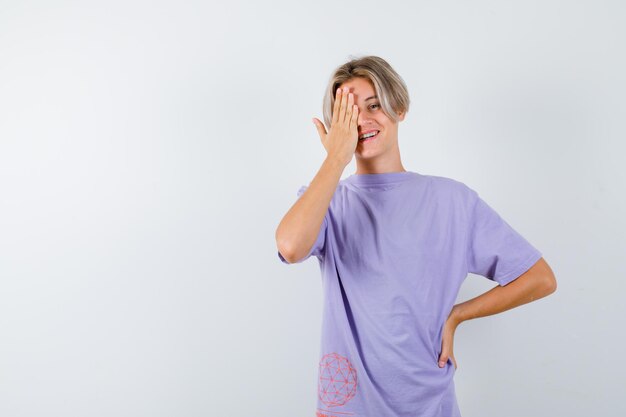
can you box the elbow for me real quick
[276,240,308,264]
[276,227,294,263]
[277,246,296,264]
[536,257,557,296]
[276,234,298,264]
[276,224,310,264]
[542,273,557,296]
[546,274,557,294]
[276,232,293,263]
[276,222,315,264]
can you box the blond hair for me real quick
[322,55,410,129]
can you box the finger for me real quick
[312,118,326,139]
[438,353,447,368]
[344,92,354,125]
[331,87,342,126]
[312,117,326,134]
[350,103,359,131]
[338,87,348,125]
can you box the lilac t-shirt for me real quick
[278,171,542,417]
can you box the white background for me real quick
[1,1,624,416]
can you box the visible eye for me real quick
[369,104,380,110]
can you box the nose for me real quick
[357,112,372,129]
[357,110,367,125]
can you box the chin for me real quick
[355,150,383,160]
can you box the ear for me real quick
[398,111,406,122]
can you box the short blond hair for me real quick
[322,55,410,129]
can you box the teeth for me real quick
[359,131,378,140]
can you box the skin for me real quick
[314,76,407,175]
[312,77,558,370]
[440,257,557,369]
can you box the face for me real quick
[338,77,405,163]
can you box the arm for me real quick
[438,257,557,368]
[275,157,345,263]
[451,256,557,325]
[275,86,359,264]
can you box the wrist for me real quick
[449,304,465,327]
[324,155,348,170]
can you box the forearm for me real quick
[450,258,557,325]
[275,156,345,262]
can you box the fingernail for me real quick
[439,361,445,367]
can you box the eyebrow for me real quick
[364,95,378,101]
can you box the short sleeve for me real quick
[466,189,542,286]
[277,185,328,264]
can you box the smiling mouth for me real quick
[358,131,379,142]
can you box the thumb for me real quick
[438,340,450,368]
[438,352,448,368]
[312,118,327,138]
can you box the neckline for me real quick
[345,170,419,185]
